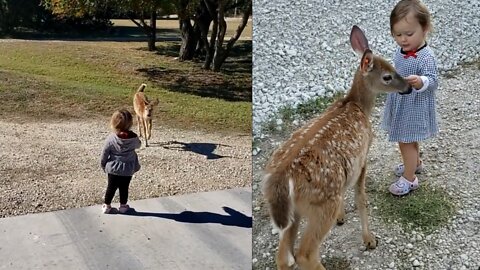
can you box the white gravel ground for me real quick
[0,118,251,218]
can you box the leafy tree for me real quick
[177,0,251,71]
[0,0,8,33]
[115,0,176,51]
[40,0,251,71]
[42,0,175,51]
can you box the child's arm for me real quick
[100,142,110,171]
[406,54,438,93]
[130,131,141,149]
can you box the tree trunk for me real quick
[148,10,157,51]
[178,0,197,61]
[212,0,252,71]
[212,0,227,71]
[202,0,217,69]
[179,18,196,61]
[194,0,213,59]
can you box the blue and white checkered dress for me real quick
[380,45,439,143]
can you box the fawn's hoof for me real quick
[363,233,378,249]
[336,217,345,225]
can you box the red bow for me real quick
[404,50,417,59]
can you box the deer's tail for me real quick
[262,171,293,230]
[136,83,147,92]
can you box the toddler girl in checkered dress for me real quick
[381,0,439,195]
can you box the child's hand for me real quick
[405,75,423,89]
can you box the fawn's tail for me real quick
[262,171,293,230]
[136,83,147,92]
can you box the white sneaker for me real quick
[119,204,130,214]
[102,204,117,214]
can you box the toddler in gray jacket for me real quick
[100,109,141,214]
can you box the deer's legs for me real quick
[143,119,149,147]
[136,115,143,137]
[336,196,346,225]
[146,118,152,139]
[296,199,338,270]
[355,165,377,249]
[276,212,300,270]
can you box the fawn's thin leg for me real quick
[143,119,149,146]
[336,196,346,225]
[276,212,300,270]
[355,165,377,249]
[146,118,152,139]
[296,199,339,270]
[137,115,142,137]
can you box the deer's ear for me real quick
[360,49,374,73]
[350,25,370,56]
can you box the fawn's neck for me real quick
[345,70,376,117]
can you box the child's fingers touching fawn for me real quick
[405,75,422,89]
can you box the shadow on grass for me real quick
[123,206,252,228]
[150,140,232,159]
[138,41,251,102]
[3,26,180,42]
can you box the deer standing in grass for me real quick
[262,25,410,270]
[133,83,159,147]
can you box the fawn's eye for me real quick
[383,74,392,83]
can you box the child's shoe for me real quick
[119,204,130,214]
[389,176,419,196]
[394,161,424,177]
[102,204,117,214]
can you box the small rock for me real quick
[413,260,421,267]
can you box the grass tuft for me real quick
[262,91,345,136]
[323,256,351,270]
[370,179,456,234]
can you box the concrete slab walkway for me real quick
[0,187,252,270]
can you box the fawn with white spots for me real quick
[133,83,159,147]
[262,25,410,270]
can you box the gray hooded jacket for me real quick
[100,132,141,176]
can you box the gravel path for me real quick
[252,62,480,269]
[0,118,251,218]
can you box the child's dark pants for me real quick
[104,174,132,205]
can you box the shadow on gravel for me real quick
[150,140,232,159]
[122,206,252,228]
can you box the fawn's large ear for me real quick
[360,49,374,73]
[350,25,370,56]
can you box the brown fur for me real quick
[133,83,159,147]
[262,26,410,270]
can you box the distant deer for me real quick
[133,83,159,147]
[262,25,410,270]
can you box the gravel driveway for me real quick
[252,63,480,269]
[0,118,251,218]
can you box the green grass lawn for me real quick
[0,40,251,134]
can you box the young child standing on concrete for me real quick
[381,0,439,196]
[100,109,141,213]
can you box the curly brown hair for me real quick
[390,0,432,34]
[110,109,133,132]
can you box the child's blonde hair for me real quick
[390,0,432,33]
[110,109,133,132]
